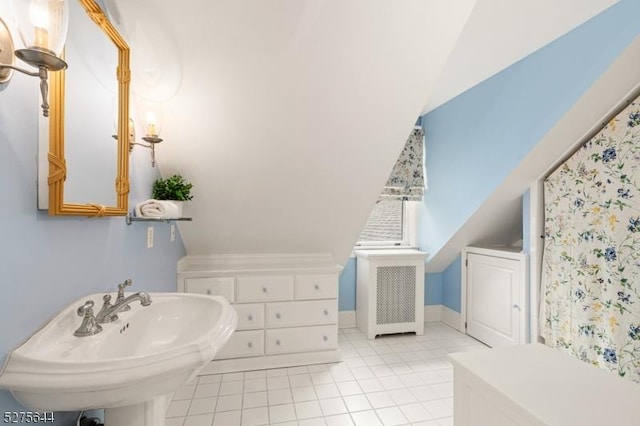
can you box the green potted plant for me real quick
[151,174,193,218]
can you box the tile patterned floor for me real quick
[165,323,487,426]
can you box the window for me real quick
[357,200,405,245]
[355,126,425,248]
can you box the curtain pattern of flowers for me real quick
[381,128,425,201]
[541,98,640,383]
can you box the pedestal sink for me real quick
[0,292,237,426]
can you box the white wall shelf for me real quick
[125,213,193,225]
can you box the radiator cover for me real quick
[355,249,427,339]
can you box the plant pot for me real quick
[161,200,183,219]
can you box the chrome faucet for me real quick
[96,291,152,324]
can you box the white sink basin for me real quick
[0,292,237,425]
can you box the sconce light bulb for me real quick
[145,111,158,137]
[29,0,51,49]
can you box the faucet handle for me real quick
[117,279,133,311]
[99,294,119,322]
[75,300,102,337]
[77,300,95,317]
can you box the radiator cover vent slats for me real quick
[376,266,416,325]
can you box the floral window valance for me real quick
[380,127,425,201]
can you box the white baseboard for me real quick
[441,305,463,332]
[424,305,442,322]
[339,311,356,328]
[339,305,463,330]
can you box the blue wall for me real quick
[421,0,640,263]
[338,257,357,310]
[441,256,462,313]
[0,75,186,422]
[425,272,442,305]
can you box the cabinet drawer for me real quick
[266,325,338,354]
[234,303,264,330]
[266,300,337,328]
[237,275,294,302]
[295,274,337,300]
[215,330,264,360]
[184,277,235,302]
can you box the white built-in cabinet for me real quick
[178,254,341,374]
[463,247,528,347]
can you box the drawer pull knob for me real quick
[276,340,281,346]
[314,284,320,290]
[248,315,253,321]
[248,342,253,348]
[323,335,328,342]
[276,313,281,319]
[323,310,329,316]
[206,289,212,295]
[262,287,268,293]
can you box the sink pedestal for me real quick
[104,394,170,426]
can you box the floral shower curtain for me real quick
[541,97,640,382]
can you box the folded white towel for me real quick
[135,199,181,218]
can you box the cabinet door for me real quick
[466,253,523,347]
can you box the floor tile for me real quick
[168,323,471,426]
[365,391,395,409]
[343,394,372,412]
[293,386,318,402]
[244,378,268,393]
[188,397,217,415]
[219,380,244,396]
[398,402,433,422]
[165,418,184,426]
[336,381,362,396]
[241,406,269,426]
[375,406,409,426]
[215,394,242,412]
[269,388,294,405]
[183,413,214,426]
[315,383,340,399]
[351,410,383,426]
[269,403,297,423]
[319,397,348,416]
[325,413,355,426]
[243,391,268,408]
[295,400,323,419]
[212,410,241,426]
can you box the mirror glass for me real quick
[38,0,130,216]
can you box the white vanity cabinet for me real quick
[178,254,341,374]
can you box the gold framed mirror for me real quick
[46,0,130,216]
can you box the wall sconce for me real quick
[131,97,164,167]
[0,0,69,117]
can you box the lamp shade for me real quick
[12,0,68,56]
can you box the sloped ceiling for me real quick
[110,0,617,266]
